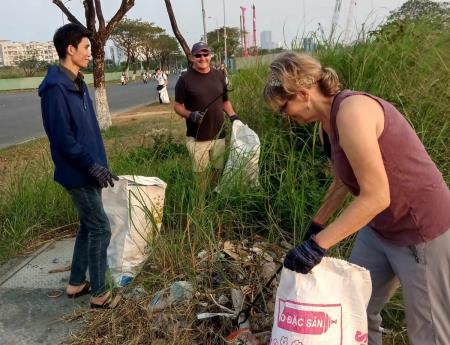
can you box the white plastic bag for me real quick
[271,258,371,345]
[159,86,170,104]
[103,176,167,286]
[220,120,260,188]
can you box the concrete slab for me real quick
[1,239,74,289]
[0,288,88,345]
[0,238,88,345]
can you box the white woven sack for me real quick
[220,120,260,188]
[103,176,167,286]
[159,86,170,104]
[271,257,371,345]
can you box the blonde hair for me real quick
[263,52,341,112]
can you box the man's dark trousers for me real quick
[67,185,111,296]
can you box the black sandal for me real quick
[90,293,121,309]
[66,281,91,298]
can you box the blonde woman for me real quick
[263,52,450,345]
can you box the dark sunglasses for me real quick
[194,53,210,58]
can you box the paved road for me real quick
[0,76,177,149]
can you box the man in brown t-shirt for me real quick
[174,42,240,190]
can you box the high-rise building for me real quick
[0,40,59,66]
[107,44,126,65]
[260,31,277,50]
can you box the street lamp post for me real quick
[201,0,208,43]
[208,16,220,64]
[61,0,71,25]
[223,0,227,68]
[208,16,220,43]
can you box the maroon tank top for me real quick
[330,90,450,245]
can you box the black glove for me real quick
[229,114,240,122]
[302,222,325,241]
[189,111,205,124]
[283,237,327,274]
[88,163,119,188]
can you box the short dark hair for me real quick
[53,23,91,59]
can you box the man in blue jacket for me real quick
[39,23,118,308]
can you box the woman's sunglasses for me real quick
[194,53,210,58]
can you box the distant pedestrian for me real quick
[120,72,127,86]
[155,67,168,104]
[38,23,118,308]
[174,42,241,192]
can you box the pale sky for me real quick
[0,0,409,48]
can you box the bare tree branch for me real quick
[94,0,106,31]
[53,0,85,27]
[105,0,135,37]
[83,0,96,34]
[163,0,191,59]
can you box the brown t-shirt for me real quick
[175,67,228,141]
[330,90,450,245]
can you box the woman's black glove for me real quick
[283,237,327,274]
[88,163,119,188]
[302,222,325,241]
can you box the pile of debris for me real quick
[72,236,291,345]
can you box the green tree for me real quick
[15,49,47,77]
[206,26,240,61]
[135,22,165,69]
[149,34,180,69]
[375,0,450,40]
[111,18,147,74]
[53,0,135,129]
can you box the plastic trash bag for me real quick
[219,120,260,189]
[103,176,167,286]
[270,257,371,345]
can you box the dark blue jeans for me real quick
[67,185,111,296]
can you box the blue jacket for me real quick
[38,66,107,189]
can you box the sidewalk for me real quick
[0,239,87,345]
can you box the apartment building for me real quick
[0,40,59,66]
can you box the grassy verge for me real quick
[0,104,183,263]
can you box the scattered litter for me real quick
[209,294,235,314]
[211,271,222,288]
[223,241,241,261]
[197,312,236,320]
[197,249,208,259]
[170,281,193,302]
[261,261,277,280]
[48,264,71,273]
[218,294,230,305]
[148,281,194,312]
[148,290,170,312]
[123,285,147,300]
[231,288,250,329]
[46,289,63,298]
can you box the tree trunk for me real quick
[164,0,191,61]
[92,41,112,129]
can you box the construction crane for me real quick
[252,4,257,55]
[329,0,343,43]
[240,6,249,57]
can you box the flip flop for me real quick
[66,281,91,298]
[90,293,121,309]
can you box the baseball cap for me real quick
[191,41,210,54]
